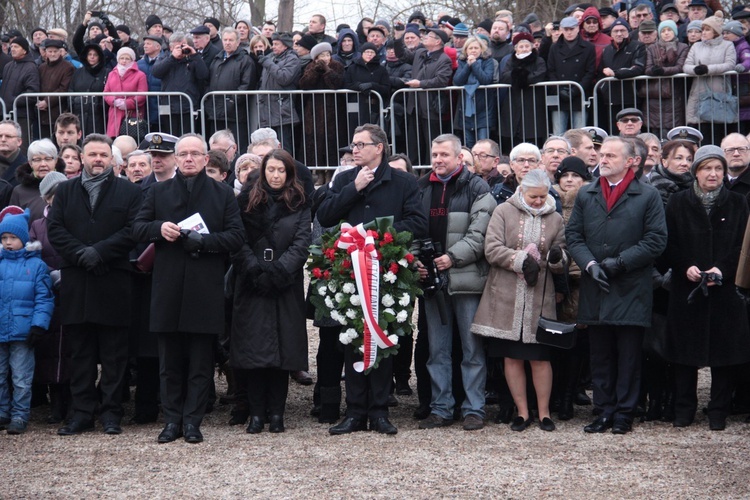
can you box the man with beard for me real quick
[489,19,513,61]
[48,134,142,436]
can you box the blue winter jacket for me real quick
[0,241,54,342]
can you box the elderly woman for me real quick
[231,149,311,434]
[233,153,262,195]
[103,47,148,139]
[10,139,65,222]
[663,145,750,430]
[683,16,737,141]
[472,169,567,432]
[649,140,697,205]
[491,142,541,205]
[452,36,496,148]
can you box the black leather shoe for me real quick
[183,424,203,443]
[246,416,264,434]
[228,411,249,426]
[510,416,534,432]
[709,416,726,431]
[157,423,182,443]
[291,371,313,386]
[370,416,398,434]
[395,379,413,396]
[329,417,368,435]
[57,419,95,436]
[269,415,285,433]
[539,417,556,432]
[494,406,514,424]
[575,391,592,406]
[102,421,122,435]
[387,394,399,407]
[672,417,693,428]
[611,418,632,435]
[558,397,574,421]
[584,417,613,433]
[413,405,431,420]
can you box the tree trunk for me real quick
[249,0,265,27]
[277,0,293,32]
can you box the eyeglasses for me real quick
[619,117,641,123]
[349,142,377,150]
[218,144,236,154]
[175,151,206,158]
[584,19,599,24]
[473,152,497,160]
[724,146,750,154]
[543,148,569,155]
[513,157,538,165]
[30,156,55,164]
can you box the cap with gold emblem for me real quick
[143,132,179,153]
[666,126,703,145]
[584,126,609,146]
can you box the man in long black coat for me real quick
[317,124,427,435]
[132,133,244,444]
[566,136,667,435]
[48,134,142,436]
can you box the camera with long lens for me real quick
[412,239,448,324]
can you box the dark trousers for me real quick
[392,331,413,385]
[316,326,344,389]
[344,346,392,419]
[246,368,289,417]
[134,356,159,419]
[673,364,733,420]
[158,332,214,426]
[67,323,129,423]
[588,325,644,420]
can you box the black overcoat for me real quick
[47,170,142,326]
[663,187,750,366]
[132,169,244,335]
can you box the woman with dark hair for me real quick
[230,149,311,434]
[663,146,750,430]
[649,140,697,206]
[59,145,82,178]
[68,43,108,135]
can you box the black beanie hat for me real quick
[115,24,131,36]
[10,36,30,53]
[555,156,591,182]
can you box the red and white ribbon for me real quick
[336,223,396,372]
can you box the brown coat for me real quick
[736,217,750,289]
[472,192,566,343]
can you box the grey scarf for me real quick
[693,180,722,214]
[81,166,112,209]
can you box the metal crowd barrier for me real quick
[12,91,195,144]
[390,81,585,169]
[594,73,743,144]
[200,89,385,172]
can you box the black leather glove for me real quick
[588,263,610,293]
[271,262,295,290]
[522,256,540,286]
[737,286,750,304]
[180,229,204,255]
[651,66,664,76]
[694,64,708,75]
[358,82,373,92]
[600,256,626,279]
[76,246,102,270]
[26,326,46,347]
[548,246,563,265]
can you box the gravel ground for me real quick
[4,331,750,498]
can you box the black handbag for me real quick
[535,261,577,349]
[119,113,148,143]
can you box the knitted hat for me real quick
[452,23,470,37]
[10,36,30,53]
[115,24,131,36]
[39,171,66,198]
[701,16,722,36]
[477,19,494,33]
[405,26,421,37]
[609,18,631,32]
[272,32,293,48]
[374,19,391,32]
[408,10,426,24]
[204,17,221,31]
[145,14,162,30]
[555,156,591,182]
[687,20,703,32]
[0,209,30,245]
[117,46,136,61]
[723,20,745,37]
[297,34,317,51]
[42,38,64,49]
[658,20,679,37]
[360,42,378,54]
[310,41,332,60]
[88,21,104,32]
[31,27,47,37]
[512,31,535,45]
[691,145,726,176]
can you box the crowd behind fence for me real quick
[10,72,745,171]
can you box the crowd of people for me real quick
[2,2,750,443]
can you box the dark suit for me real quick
[47,169,142,424]
[132,168,244,426]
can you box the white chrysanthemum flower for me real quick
[388,334,399,345]
[327,281,338,292]
[345,309,357,319]
[349,294,361,306]
[317,286,328,296]
[344,328,358,339]
[335,292,345,303]
[383,271,397,283]
[384,308,396,316]
[398,293,411,306]
[396,310,409,323]
[342,283,356,294]
[381,294,395,307]
[339,332,353,344]
[398,258,408,267]
[324,296,334,309]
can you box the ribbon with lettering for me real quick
[335,223,396,372]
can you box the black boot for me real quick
[47,384,67,424]
[318,386,341,424]
[558,393,575,421]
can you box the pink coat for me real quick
[103,65,148,137]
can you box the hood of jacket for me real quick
[81,43,106,74]
[580,6,602,32]
[336,28,360,57]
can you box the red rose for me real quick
[389,262,399,274]
[376,251,383,261]
[350,272,355,279]
[323,270,331,280]
[405,253,414,264]
[342,260,352,269]
[312,268,323,279]
[382,232,394,244]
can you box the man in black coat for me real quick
[317,124,427,435]
[47,134,143,436]
[132,133,244,444]
[0,120,27,186]
[566,136,667,435]
[191,26,220,80]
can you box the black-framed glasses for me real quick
[619,117,641,123]
[724,146,750,154]
[350,142,377,150]
[473,152,497,160]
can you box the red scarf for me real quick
[600,167,635,212]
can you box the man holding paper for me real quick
[133,133,244,444]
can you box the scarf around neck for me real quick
[81,166,112,209]
[693,180,722,214]
[600,167,635,211]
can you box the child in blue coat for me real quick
[0,209,54,434]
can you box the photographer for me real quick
[416,134,496,431]
[73,10,121,58]
[152,34,208,136]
